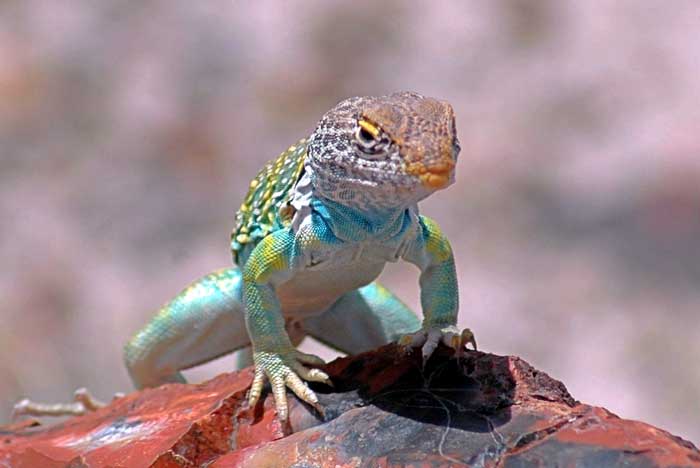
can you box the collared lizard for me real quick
[13,92,475,422]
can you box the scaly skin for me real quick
[13,92,475,423]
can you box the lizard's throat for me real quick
[312,196,413,243]
[290,167,415,242]
[305,161,428,212]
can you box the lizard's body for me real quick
[14,92,474,422]
[232,139,407,319]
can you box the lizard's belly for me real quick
[276,260,385,319]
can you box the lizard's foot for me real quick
[248,348,332,422]
[399,325,477,364]
[12,388,124,420]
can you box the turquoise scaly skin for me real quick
[122,92,476,422]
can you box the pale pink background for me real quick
[1,1,698,442]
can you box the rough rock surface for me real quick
[2,344,698,467]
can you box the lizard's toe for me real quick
[270,375,290,422]
[461,328,477,351]
[295,351,325,367]
[436,326,460,349]
[250,349,327,421]
[73,388,106,411]
[398,331,427,348]
[401,325,474,365]
[421,327,445,361]
[285,371,321,411]
[248,367,265,408]
[11,399,31,421]
[291,363,332,386]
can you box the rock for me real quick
[1,344,698,467]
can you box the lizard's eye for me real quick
[357,127,376,145]
[354,118,390,158]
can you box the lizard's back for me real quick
[231,139,308,265]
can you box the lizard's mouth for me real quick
[420,171,452,189]
[407,160,455,190]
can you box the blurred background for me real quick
[1,0,698,442]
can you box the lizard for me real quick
[13,91,475,422]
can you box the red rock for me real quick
[2,344,698,467]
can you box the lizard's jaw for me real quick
[420,173,450,190]
[407,160,456,191]
[420,167,454,190]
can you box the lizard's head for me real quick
[307,91,460,210]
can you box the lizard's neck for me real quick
[311,195,415,243]
[290,162,420,242]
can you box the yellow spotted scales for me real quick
[231,138,307,263]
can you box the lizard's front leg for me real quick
[243,230,332,421]
[400,216,476,361]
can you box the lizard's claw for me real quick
[399,325,477,364]
[248,349,330,421]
